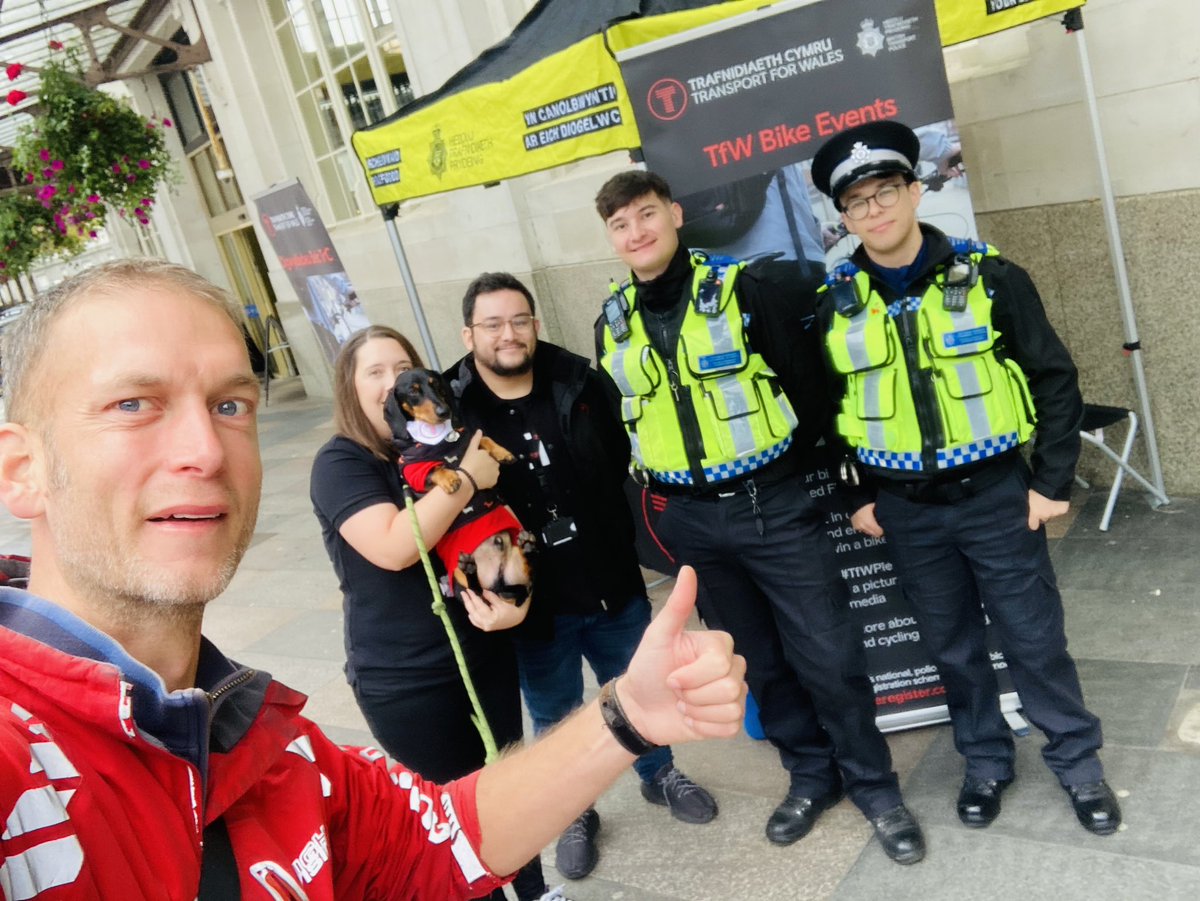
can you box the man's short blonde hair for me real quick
[3,258,245,425]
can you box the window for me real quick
[269,0,411,222]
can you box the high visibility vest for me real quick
[600,257,798,486]
[823,243,1037,473]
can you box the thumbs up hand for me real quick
[616,566,747,747]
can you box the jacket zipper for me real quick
[659,321,708,486]
[207,668,256,705]
[894,306,944,469]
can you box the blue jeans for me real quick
[514,597,673,784]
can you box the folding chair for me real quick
[1075,404,1169,531]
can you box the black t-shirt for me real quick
[309,435,509,681]
[457,350,645,627]
[471,386,594,606]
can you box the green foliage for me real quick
[0,193,83,277]
[1,49,174,278]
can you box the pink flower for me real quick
[51,160,63,171]
[41,168,53,180]
[85,212,95,220]
[162,118,173,128]
[38,148,50,162]
[66,184,75,194]
[36,185,56,200]
[24,172,34,183]
[5,64,22,81]
[137,159,151,170]
[86,194,100,203]
[145,121,155,129]
[126,174,136,183]
[6,89,27,106]
[112,164,121,174]
[0,262,6,270]
[88,231,97,238]
[48,40,63,51]
[140,198,152,206]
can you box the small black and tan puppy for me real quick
[384,368,535,604]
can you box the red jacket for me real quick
[0,588,507,900]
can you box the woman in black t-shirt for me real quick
[310,325,549,901]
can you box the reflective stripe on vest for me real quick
[600,258,798,485]
[823,247,1037,472]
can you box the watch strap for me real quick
[599,678,660,756]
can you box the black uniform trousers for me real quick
[655,473,902,818]
[873,461,1104,787]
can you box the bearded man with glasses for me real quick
[450,272,718,884]
[812,120,1120,837]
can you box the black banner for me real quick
[252,180,371,366]
[803,453,1014,729]
[621,0,953,197]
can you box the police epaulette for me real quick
[825,262,860,286]
[703,254,739,274]
[948,237,989,256]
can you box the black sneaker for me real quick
[554,808,600,880]
[640,764,719,824]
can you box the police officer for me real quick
[593,170,925,865]
[810,120,1121,835]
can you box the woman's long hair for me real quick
[332,325,424,460]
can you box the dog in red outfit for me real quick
[385,368,535,604]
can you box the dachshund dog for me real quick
[384,368,536,605]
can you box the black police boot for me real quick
[956,777,1012,828]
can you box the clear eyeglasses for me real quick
[470,314,536,336]
[842,182,905,221]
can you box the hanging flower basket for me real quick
[0,193,85,277]
[0,48,174,278]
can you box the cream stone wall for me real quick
[976,192,1200,495]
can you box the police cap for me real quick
[811,120,920,209]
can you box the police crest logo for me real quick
[428,126,447,178]
[849,141,872,166]
[856,19,885,57]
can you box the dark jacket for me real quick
[818,224,1083,501]
[448,342,646,637]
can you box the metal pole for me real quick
[1071,18,1166,496]
[382,205,442,370]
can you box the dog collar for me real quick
[405,419,456,446]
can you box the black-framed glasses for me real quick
[842,182,905,221]
[469,314,536,336]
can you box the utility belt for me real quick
[646,446,798,499]
[873,452,1019,506]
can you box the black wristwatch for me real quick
[599,678,660,756]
